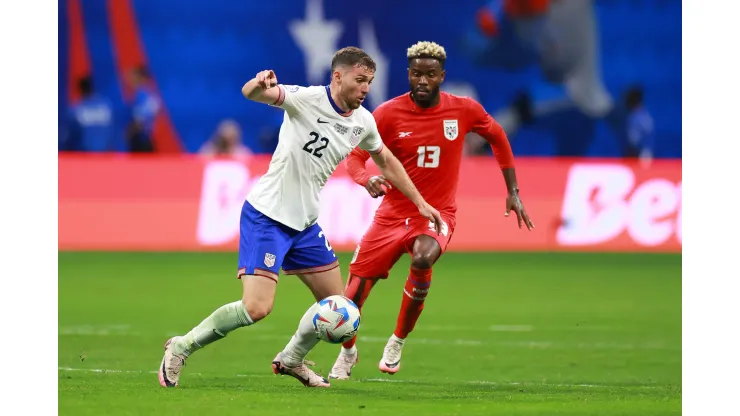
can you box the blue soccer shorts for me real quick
[236,200,338,282]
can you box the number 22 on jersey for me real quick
[417,145,440,168]
[304,132,329,158]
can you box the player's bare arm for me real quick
[346,148,391,198]
[502,168,534,230]
[241,70,281,105]
[473,104,534,230]
[370,146,443,233]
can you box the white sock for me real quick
[341,345,357,355]
[173,300,253,356]
[390,334,405,344]
[280,303,321,367]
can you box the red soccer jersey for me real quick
[347,92,515,225]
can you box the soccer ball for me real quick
[312,295,361,344]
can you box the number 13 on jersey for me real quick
[417,146,440,168]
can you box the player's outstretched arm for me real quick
[472,103,535,231]
[241,70,282,105]
[370,147,444,234]
[501,167,534,229]
[347,148,390,198]
[487,135,534,230]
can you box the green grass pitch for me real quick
[59,252,681,415]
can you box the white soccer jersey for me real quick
[246,85,384,231]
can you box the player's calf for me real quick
[328,273,379,380]
[393,235,439,340]
[395,266,432,339]
[381,266,432,374]
[170,299,255,358]
[341,273,379,350]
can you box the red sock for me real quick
[394,267,432,339]
[342,273,377,349]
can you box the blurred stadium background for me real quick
[58,1,681,414]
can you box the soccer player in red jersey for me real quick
[329,41,534,380]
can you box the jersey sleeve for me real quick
[346,147,372,186]
[357,112,384,154]
[269,84,311,115]
[468,98,515,169]
[371,102,394,142]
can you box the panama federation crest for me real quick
[443,120,458,140]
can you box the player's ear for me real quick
[440,69,446,83]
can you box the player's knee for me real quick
[410,253,435,270]
[241,297,273,323]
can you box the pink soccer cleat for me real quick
[378,336,404,374]
[329,348,359,380]
[158,337,186,387]
[271,352,330,388]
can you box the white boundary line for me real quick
[363,378,660,389]
[60,323,649,335]
[58,367,664,389]
[58,325,680,351]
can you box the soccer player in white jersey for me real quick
[158,47,444,388]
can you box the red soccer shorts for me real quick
[349,215,455,279]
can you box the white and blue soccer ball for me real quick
[312,295,361,344]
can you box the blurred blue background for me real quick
[58,0,681,159]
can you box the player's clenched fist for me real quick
[365,175,392,198]
[256,70,277,89]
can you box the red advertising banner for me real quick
[58,154,681,252]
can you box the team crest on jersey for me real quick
[264,253,276,268]
[350,126,364,146]
[443,120,459,140]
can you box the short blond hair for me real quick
[406,41,447,66]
